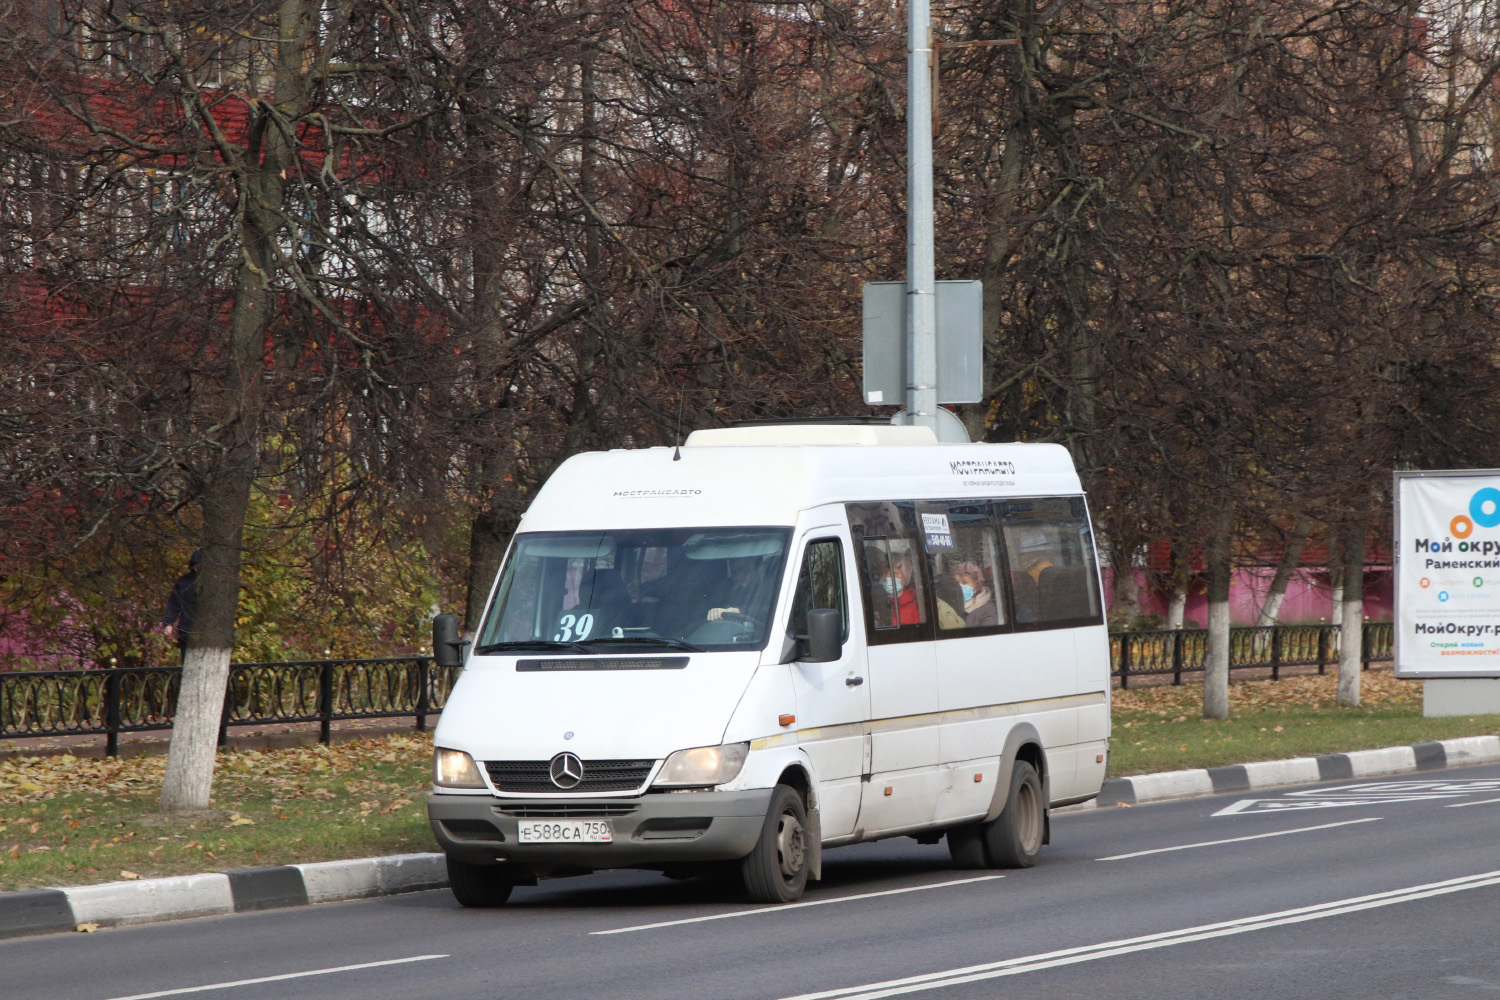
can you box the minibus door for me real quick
[785,529,869,842]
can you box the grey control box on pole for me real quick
[862,279,983,406]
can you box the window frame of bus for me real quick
[999,496,1104,632]
[787,537,851,644]
[919,499,1012,639]
[848,511,935,645]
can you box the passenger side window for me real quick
[924,501,1007,634]
[1000,498,1102,628]
[788,539,848,639]
[847,502,930,642]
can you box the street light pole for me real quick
[906,0,938,432]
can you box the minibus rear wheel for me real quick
[983,761,1044,868]
[741,784,810,903]
[446,855,515,907]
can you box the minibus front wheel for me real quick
[740,784,810,903]
[446,855,516,907]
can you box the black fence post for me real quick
[105,669,121,758]
[319,660,334,745]
[1362,622,1370,672]
[217,670,231,749]
[1118,634,1131,689]
[415,658,430,733]
[1172,630,1184,685]
[1270,627,1282,681]
[1317,626,1329,676]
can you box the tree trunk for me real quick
[159,0,318,812]
[1338,519,1366,708]
[1165,540,1190,628]
[1167,589,1187,630]
[1256,517,1312,627]
[1203,507,1234,720]
[1110,540,1141,624]
[158,471,252,811]
[464,490,512,633]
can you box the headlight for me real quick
[433,748,485,789]
[654,743,750,788]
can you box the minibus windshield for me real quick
[476,528,791,654]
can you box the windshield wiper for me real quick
[474,640,597,656]
[585,636,704,652]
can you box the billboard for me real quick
[1395,470,1500,678]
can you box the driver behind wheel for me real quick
[706,556,769,621]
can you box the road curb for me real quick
[1077,734,1500,809]
[0,853,446,940]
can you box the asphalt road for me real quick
[8,763,1500,1000]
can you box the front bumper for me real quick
[428,788,773,870]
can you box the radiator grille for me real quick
[485,759,655,793]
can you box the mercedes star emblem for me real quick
[549,752,584,789]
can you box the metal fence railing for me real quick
[1112,621,1395,688]
[1,623,1399,755]
[0,656,458,756]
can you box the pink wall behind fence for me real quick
[1104,567,1394,627]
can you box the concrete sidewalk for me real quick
[4,733,1498,941]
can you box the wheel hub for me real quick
[776,810,806,879]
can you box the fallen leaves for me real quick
[0,733,433,809]
[1113,665,1423,717]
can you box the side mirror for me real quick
[803,608,843,663]
[432,613,468,669]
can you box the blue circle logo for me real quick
[1472,488,1500,528]
[1439,591,1451,602]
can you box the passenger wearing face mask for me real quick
[877,549,925,626]
[951,561,999,628]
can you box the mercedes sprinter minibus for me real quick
[427,423,1110,905]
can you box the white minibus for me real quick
[427,423,1110,905]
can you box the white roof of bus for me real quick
[517,428,1083,533]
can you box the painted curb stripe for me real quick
[227,866,310,913]
[1316,753,1355,780]
[1095,778,1135,806]
[0,889,75,938]
[1412,741,1447,770]
[1207,765,1250,793]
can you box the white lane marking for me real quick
[98,955,449,1000]
[1215,779,1500,816]
[591,876,1005,935]
[771,870,1500,1000]
[1446,796,1500,808]
[1096,817,1381,860]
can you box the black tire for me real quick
[445,855,515,907]
[982,761,1045,868]
[740,784,811,903]
[946,822,989,868]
